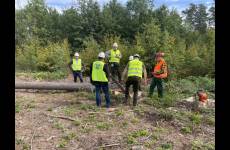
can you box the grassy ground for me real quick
[15,74,215,149]
[15,89,214,150]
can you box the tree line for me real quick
[15,0,215,78]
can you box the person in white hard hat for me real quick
[68,52,84,83]
[90,52,113,111]
[129,55,134,61]
[121,54,147,106]
[107,42,122,82]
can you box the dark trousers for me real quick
[95,84,110,108]
[125,76,141,106]
[73,71,83,83]
[110,62,121,82]
[149,77,163,98]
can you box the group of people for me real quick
[69,42,168,110]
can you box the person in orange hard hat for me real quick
[148,52,168,98]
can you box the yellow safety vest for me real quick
[109,49,121,63]
[92,61,108,82]
[72,58,82,71]
[128,59,143,78]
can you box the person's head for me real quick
[98,52,105,60]
[133,54,140,59]
[129,55,133,61]
[155,52,164,62]
[112,42,118,50]
[74,52,79,58]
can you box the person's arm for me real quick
[81,62,86,72]
[105,50,111,59]
[161,62,167,74]
[103,63,110,81]
[68,60,73,72]
[143,64,147,85]
[89,63,93,84]
[122,63,128,81]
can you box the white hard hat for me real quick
[113,42,118,48]
[74,52,79,57]
[134,54,140,58]
[98,52,105,58]
[129,55,133,61]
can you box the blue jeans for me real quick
[95,84,110,108]
[73,71,83,82]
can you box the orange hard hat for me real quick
[198,91,208,102]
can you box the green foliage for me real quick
[126,129,150,144]
[16,102,21,113]
[36,39,70,72]
[16,38,70,73]
[203,116,215,126]
[96,122,111,130]
[165,76,215,94]
[181,126,192,134]
[16,0,215,78]
[73,119,81,126]
[191,140,214,150]
[190,113,202,125]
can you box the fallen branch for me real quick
[30,129,36,150]
[95,143,120,148]
[42,113,75,121]
[140,133,152,142]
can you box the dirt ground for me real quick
[15,76,215,150]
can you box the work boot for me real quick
[107,107,115,112]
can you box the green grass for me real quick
[204,116,215,126]
[190,113,202,125]
[16,138,30,150]
[191,140,215,150]
[121,121,129,128]
[63,106,76,116]
[181,126,192,134]
[73,119,81,126]
[156,142,173,150]
[52,122,65,131]
[158,109,174,121]
[47,107,52,111]
[16,71,68,80]
[131,117,140,124]
[79,104,98,111]
[16,102,21,113]
[115,108,124,116]
[57,139,68,148]
[62,132,77,141]
[126,129,150,144]
[96,122,111,130]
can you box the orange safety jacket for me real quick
[152,58,167,79]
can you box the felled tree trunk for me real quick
[15,82,94,91]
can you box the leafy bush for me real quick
[165,76,215,95]
[16,38,70,73]
[36,39,70,72]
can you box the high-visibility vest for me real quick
[153,59,167,78]
[92,61,108,82]
[128,59,143,78]
[71,58,82,71]
[109,49,121,63]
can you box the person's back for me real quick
[123,54,147,106]
[90,52,111,109]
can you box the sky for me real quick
[15,0,214,13]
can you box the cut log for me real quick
[15,81,94,91]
